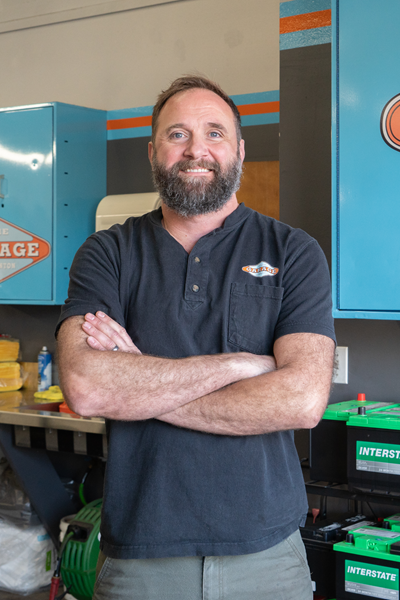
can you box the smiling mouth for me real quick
[181,168,212,174]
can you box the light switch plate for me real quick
[333,346,348,384]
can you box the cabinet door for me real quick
[0,107,53,301]
[333,0,400,318]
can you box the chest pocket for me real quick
[228,283,284,355]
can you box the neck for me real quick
[161,195,239,253]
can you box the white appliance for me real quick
[95,193,160,232]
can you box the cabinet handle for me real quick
[0,175,4,199]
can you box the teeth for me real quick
[184,168,210,173]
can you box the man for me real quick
[57,75,335,599]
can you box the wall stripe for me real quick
[230,90,280,105]
[280,0,330,18]
[107,105,153,121]
[107,91,280,140]
[108,116,152,130]
[280,9,330,34]
[240,101,280,116]
[241,113,280,127]
[280,27,331,50]
[280,0,331,50]
[108,126,152,140]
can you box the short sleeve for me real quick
[274,238,336,343]
[55,232,125,336]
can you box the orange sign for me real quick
[0,218,51,283]
[381,93,400,151]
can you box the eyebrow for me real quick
[207,122,228,133]
[165,123,186,135]
[164,122,229,134]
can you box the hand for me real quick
[81,312,142,354]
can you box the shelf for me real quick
[306,480,400,507]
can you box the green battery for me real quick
[383,515,400,533]
[347,406,400,491]
[310,397,395,483]
[334,525,400,599]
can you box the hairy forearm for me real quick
[57,316,275,420]
[157,335,335,435]
[157,367,328,435]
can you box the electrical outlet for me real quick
[333,346,348,384]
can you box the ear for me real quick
[148,141,154,164]
[239,138,245,164]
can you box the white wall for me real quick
[0,0,279,111]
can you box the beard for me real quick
[151,151,243,217]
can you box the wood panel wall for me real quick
[237,161,279,219]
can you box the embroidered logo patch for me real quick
[242,262,279,277]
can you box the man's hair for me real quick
[151,75,242,143]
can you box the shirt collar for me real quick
[149,202,250,233]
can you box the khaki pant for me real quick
[93,529,313,600]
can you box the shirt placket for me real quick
[184,239,211,309]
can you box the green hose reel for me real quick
[60,499,102,600]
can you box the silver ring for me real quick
[112,345,119,351]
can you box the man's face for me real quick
[149,89,245,217]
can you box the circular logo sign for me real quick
[381,93,400,151]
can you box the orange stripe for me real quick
[107,101,279,131]
[280,9,331,34]
[238,101,279,116]
[107,115,152,130]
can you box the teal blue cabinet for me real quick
[332,0,400,319]
[0,103,106,304]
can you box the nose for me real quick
[183,133,209,160]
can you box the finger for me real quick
[82,321,118,351]
[94,312,140,351]
[84,313,124,345]
[95,312,136,345]
[83,313,142,354]
[86,335,108,351]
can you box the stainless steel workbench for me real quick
[0,389,106,547]
[0,389,105,432]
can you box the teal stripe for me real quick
[107,105,153,120]
[230,91,279,105]
[241,114,279,126]
[280,0,331,18]
[280,26,331,49]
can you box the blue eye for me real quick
[209,131,222,138]
[171,132,184,139]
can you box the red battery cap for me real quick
[357,393,366,402]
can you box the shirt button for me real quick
[194,257,201,263]
[192,284,200,292]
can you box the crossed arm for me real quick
[57,312,335,435]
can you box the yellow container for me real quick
[0,339,20,362]
[0,362,22,392]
